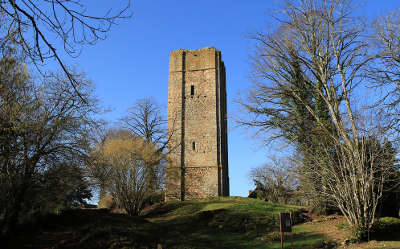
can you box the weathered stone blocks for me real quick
[166,47,229,201]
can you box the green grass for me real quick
[264,224,336,249]
[7,197,332,249]
[144,197,312,249]
[336,222,349,230]
[145,197,332,249]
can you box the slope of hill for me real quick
[6,197,331,249]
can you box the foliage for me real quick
[87,98,172,215]
[4,162,93,223]
[370,217,400,240]
[98,194,117,210]
[120,98,168,194]
[0,51,98,235]
[90,130,164,216]
[375,141,400,217]
[240,0,400,236]
[35,163,93,212]
[238,0,339,214]
[249,157,299,204]
[143,190,165,206]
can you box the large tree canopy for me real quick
[0,53,99,235]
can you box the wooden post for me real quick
[280,213,284,249]
[290,213,293,249]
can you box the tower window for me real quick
[190,85,194,96]
[192,141,196,151]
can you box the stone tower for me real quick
[166,47,229,201]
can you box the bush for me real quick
[291,208,309,224]
[370,217,400,239]
[265,231,281,241]
[144,191,165,206]
[53,205,68,215]
[98,194,117,209]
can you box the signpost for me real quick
[279,212,293,249]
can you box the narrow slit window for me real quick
[192,141,196,151]
[191,85,194,96]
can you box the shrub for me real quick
[370,217,400,239]
[98,194,117,209]
[53,205,68,215]
[144,191,165,206]
[265,231,281,241]
[291,208,309,224]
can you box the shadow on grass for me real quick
[266,232,333,249]
[151,209,328,249]
[5,198,312,249]
[373,235,400,242]
[155,229,330,249]
[6,209,162,249]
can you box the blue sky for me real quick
[62,0,399,197]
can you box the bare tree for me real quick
[121,98,166,146]
[0,1,131,94]
[120,98,167,193]
[249,156,299,204]
[92,130,162,216]
[85,127,119,201]
[120,98,182,196]
[242,0,393,238]
[304,135,397,238]
[369,9,400,135]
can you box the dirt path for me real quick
[301,214,348,243]
[301,214,400,249]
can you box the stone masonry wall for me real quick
[166,47,229,201]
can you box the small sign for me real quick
[279,212,293,249]
[280,212,292,232]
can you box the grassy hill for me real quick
[6,197,333,249]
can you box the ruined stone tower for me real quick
[166,47,229,201]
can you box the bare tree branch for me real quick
[0,1,132,97]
